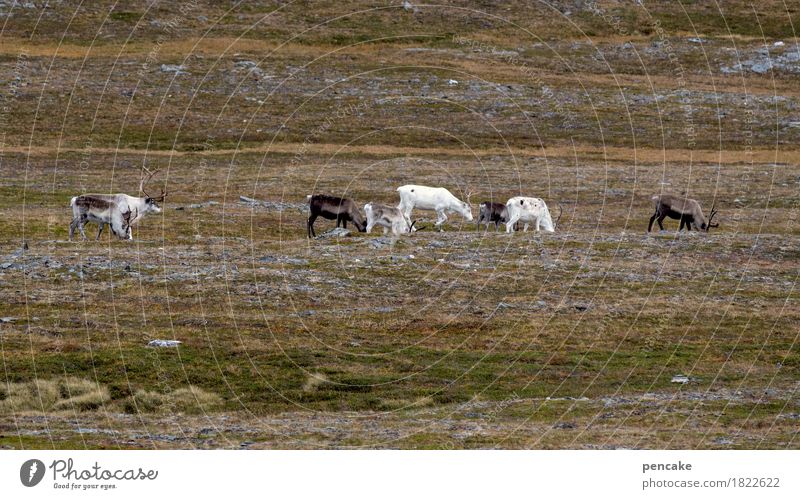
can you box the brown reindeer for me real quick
[476,201,508,231]
[306,194,366,238]
[648,194,718,232]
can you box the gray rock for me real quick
[368,238,393,249]
[750,60,772,74]
[175,201,219,210]
[160,64,187,75]
[147,340,181,347]
[283,258,309,266]
[671,374,690,384]
[239,195,306,212]
[315,228,351,239]
[554,422,577,429]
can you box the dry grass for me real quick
[128,386,223,415]
[0,378,110,415]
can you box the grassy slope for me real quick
[0,1,797,448]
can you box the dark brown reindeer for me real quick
[306,194,366,238]
[648,194,719,232]
[476,201,508,231]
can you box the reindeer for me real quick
[504,196,561,233]
[648,194,719,232]
[476,201,508,231]
[364,202,421,235]
[68,169,166,241]
[396,185,473,231]
[306,194,366,238]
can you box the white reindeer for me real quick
[396,185,473,230]
[68,169,166,241]
[504,196,559,233]
[364,202,419,235]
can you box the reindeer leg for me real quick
[434,208,447,231]
[96,223,104,240]
[506,213,519,233]
[342,218,347,229]
[69,218,79,240]
[402,205,413,227]
[78,217,88,240]
[657,214,667,230]
[648,212,658,232]
[307,214,317,238]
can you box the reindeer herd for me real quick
[306,185,562,238]
[67,169,719,241]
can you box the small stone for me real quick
[147,340,181,347]
[315,228,351,239]
[671,374,690,384]
[160,64,187,74]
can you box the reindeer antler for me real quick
[707,203,719,228]
[140,168,167,201]
[555,203,563,229]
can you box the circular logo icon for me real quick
[20,459,45,487]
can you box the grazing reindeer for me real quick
[68,169,166,241]
[476,201,508,231]
[648,194,719,232]
[306,194,366,238]
[364,202,421,235]
[396,185,473,230]
[504,196,561,233]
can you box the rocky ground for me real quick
[0,1,798,449]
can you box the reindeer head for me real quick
[461,190,474,221]
[140,168,167,213]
